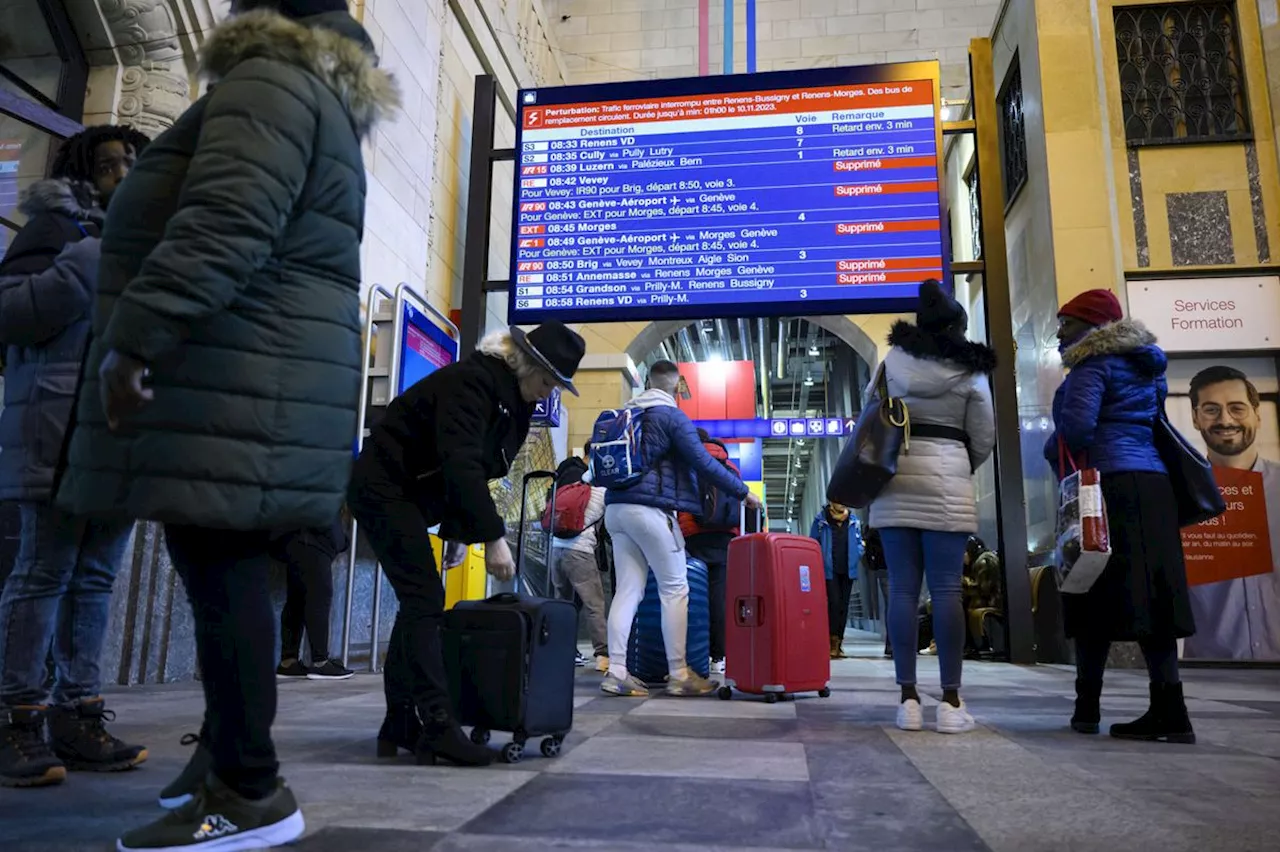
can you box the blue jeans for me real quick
[880,528,968,691]
[0,503,131,708]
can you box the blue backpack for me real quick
[590,407,647,489]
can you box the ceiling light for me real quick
[808,345,819,357]
[803,377,814,387]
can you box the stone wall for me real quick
[544,0,1001,103]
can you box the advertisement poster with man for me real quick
[1165,358,1279,661]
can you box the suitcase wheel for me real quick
[469,728,490,745]
[765,693,779,704]
[501,741,524,764]
[717,686,733,701]
[818,687,831,698]
[540,736,563,758]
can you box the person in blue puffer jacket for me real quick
[1043,289,1195,746]
[810,503,864,659]
[601,360,762,699]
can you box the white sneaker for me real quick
[896,699,923,731]
[709,657,725,676]
[936,699,976,734]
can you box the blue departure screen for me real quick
[399,302,458,395]
[508,63,947,325]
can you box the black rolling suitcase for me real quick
[442,471,577,763]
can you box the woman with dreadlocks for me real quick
[0,124,150,789]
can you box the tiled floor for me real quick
[3,633,1279,851]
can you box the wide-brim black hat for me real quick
[510,320,585,396]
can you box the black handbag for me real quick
[826,363,909,510]
[1152,409,1226,527]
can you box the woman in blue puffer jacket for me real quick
[1045,289,1195,745]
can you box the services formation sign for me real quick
[508,63,948,325]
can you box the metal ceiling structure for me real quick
[637,318,866,527]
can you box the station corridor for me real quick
[2,633,1276,852]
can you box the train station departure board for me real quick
[508,63,948,325]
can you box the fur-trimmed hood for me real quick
[18,178,104,225]
[887,320,997,375]
[200,9,399,138]
[1061,318,1164,372]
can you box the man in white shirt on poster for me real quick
[1183,366,1280,661]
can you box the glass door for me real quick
[0,0,87,253]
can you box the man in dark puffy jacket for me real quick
[601,361,761,698]
[52,2,399,848]
[0,125,150,790]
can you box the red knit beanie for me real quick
[1058,289,1123,327]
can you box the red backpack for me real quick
[541,482,593,539]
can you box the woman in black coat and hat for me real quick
[347,320,585,767]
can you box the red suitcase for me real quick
[719,531,831,703]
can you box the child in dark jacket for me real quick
[272,514,353,680]
[677,430,741,675]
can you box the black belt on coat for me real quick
[910,423,971,446]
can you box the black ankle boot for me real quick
[1110,683,1196,744]
[48,697,146,771]
[376,704,423,758]
[415,707,493,767]
[1071,678,1102,734]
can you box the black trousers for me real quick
[346,463,450,716]
[165,525,277,800]
[686,537,728,661]
[1076,636,1181,685]
[278,535,335,662]
[827,572,854,639]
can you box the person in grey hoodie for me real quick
[869,280,995,735]
[599,360,762,698]
[0,125,149,789]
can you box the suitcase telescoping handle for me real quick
[516,470,557,596]
[739,503,765,536]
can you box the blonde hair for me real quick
[478,330,546,383]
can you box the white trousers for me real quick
[604,503,689,679]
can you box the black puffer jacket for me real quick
[351,352,534,544]
[0,179,103,503]
[56,10,398,530]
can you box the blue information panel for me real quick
[399,302,459,395]
[694,417,856,440]
[532,387,562,426]
[509,62,947,325]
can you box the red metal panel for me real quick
[725,362,757,420]
[676,361,756,421]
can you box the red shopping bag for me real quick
[1054,441,1112,594]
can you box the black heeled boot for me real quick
[1071,678,1102,734]
[1110,683,1196,744]
[415,706,494,767]
[376,704,423,758]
